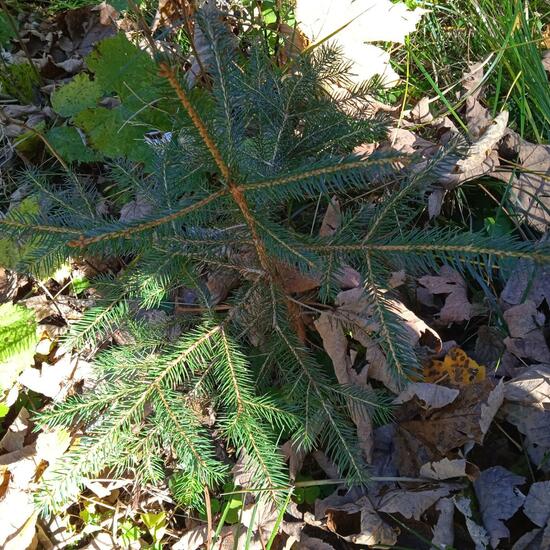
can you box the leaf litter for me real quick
[0,1,549,549]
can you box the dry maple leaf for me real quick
[296,0,426,86]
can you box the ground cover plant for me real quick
[0,0,549,548]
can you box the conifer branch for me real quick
[306,241,550,263]
[68,190,228,247]
[0,218,82,235]
[219,327,245,415]
[159,63,231,181]
[156,386,212,472]
[241,155,408,192]
[363,252,415,380]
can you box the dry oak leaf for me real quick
[510,142,550,231]
[502,367,550,467]
[418,266,476,324]
[316,286,440,394]
[474,466,525,548]
[424,347,486,386]
[457,110,509,173]
[0,417,66,549]
[512,523,550,550]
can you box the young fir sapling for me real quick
[0,8,547,513]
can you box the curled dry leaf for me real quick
[457,110,509,173]
[410,96,433,124]
[503,365,550,471]
[0,414,70,549]
[0,408,30,453]
[315,312,374,460]
[512,524,550,550]
[474,466,526,548]
[394,382,459,409]
[21,294,93,322]
[319,197,341,237]
[511,142,550,231]
[119,195,154,223]
[505,364,550,408]
[19,354,77,399]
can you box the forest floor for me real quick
[0,1,549,549]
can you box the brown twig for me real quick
[127,0,159,58]
[204,485,213,550]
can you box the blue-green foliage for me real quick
[2,7,545,516]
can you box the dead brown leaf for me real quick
[119,196,154,223]
[397,378,503,457]
[501,258,550,308]
[503,365,550,471]
[511,142,550,231]
[376,484,458,521]
[524,481,550,528]
[432,497,455,549]
[0,408,30,453]
[474,466,526,548]
[315,312,375,460]
[505,364,550,408]
[503,301,550,363]
[457,110,509,173]
[19,354,77,399]
[56,2,118,57]
[418,266,475,324]
[22,294,93,322]
[410,96,433,124]
[319,494,398,547]
[419,457,475,481]
[394,382,459,409]
[319,197,341,237]
[454,495,490,550]
[495,133,550,230]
